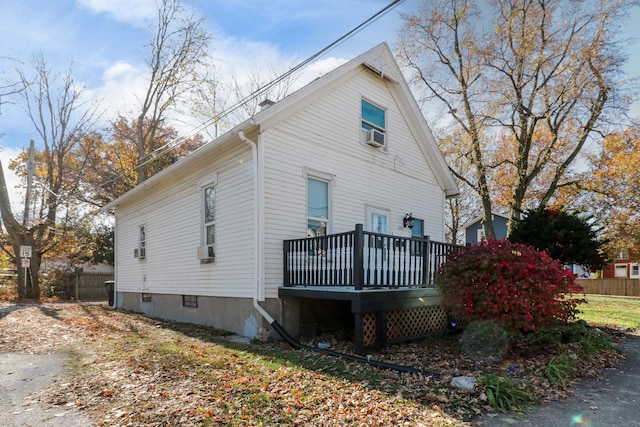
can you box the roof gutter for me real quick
[237,130,272,325]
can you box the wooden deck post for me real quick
[423,235,430,286]
[354,312,364,354]
[353,224,364,290]
[376,311,387,349]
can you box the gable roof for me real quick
[104,43,458,211]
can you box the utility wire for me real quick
[103,0,404,196]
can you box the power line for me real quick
[140,0,403,166]
[104,0,404,197]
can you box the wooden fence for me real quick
[576,278,640,297]
[63,272,114,300]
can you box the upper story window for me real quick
[361,99,386,148]
[307,177,329,237]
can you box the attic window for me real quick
[362,100,385,132]
[361,99,386,148]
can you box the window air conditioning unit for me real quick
[134,248,146,259]
[365,128,385,147]
[197,246,216,262]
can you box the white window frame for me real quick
[631,264,640,278]
[199,174,218,262]
[304,168,334,237]
[477,228,486,242]
[361,98,386,132]
[365,205,390,234]
[361,98,387,150]
[137,224,146,260]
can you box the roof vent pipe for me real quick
[259,99,275,110]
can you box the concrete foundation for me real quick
[116,291,280,340]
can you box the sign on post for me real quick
[21,258,30,268]
[20,245,32,258]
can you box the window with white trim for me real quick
[203,184,216,258]
[361,99,386,148]
[307,177,329,237]
[477,228,486,242]
[366,206,389,249]
[138,224,146,259]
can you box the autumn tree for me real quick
[0,55,100,299]
[134,0,210,184]
[77,116,204,207]
[398,0,631,237]
[438,131,481,244]
[190,65,299,141]
[583,125,640,259]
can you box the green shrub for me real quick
[480,373,536,412]
[436,239,585,332]
[509,206,609,272]
[544,354,577,386]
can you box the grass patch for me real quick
[544,354,577,386]
[576,294,640,329]
[479,373,536,412]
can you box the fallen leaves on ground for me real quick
[0,302,631,426]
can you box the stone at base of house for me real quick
[116,291,280,340]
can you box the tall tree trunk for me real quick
[0,160,40,300]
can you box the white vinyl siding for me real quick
[114,144,254,298]
[261,68,446,298]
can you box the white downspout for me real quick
[238,130,274,325]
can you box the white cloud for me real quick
[76,0,156,25]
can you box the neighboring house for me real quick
[103,43,459,353]
[461,212,509,245]
[462,211,591,277]
[602,259,640,279]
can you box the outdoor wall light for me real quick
[403,213,415,229]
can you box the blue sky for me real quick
[1,0,639,205]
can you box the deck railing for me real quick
[283,224,462,290]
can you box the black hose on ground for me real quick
[270,321,441,378]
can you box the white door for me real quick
[366,206,389,235]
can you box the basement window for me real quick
[182,295,198,308]
[141,293,152,302]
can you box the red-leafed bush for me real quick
[436,239,585,332]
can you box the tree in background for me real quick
[0,54,100,299]
[398,0,631,237]
[509,206,609,272]
[78,116,204,207]
[583,124,640,259]
[439,131,481,244]
[134,0,210,184]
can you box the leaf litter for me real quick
[0,303,630,426]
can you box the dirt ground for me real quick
[0,301,636,426]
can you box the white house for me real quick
[104,43,459,352]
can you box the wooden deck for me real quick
[280,224,461,352]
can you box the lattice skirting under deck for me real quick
[360,306,448,351]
